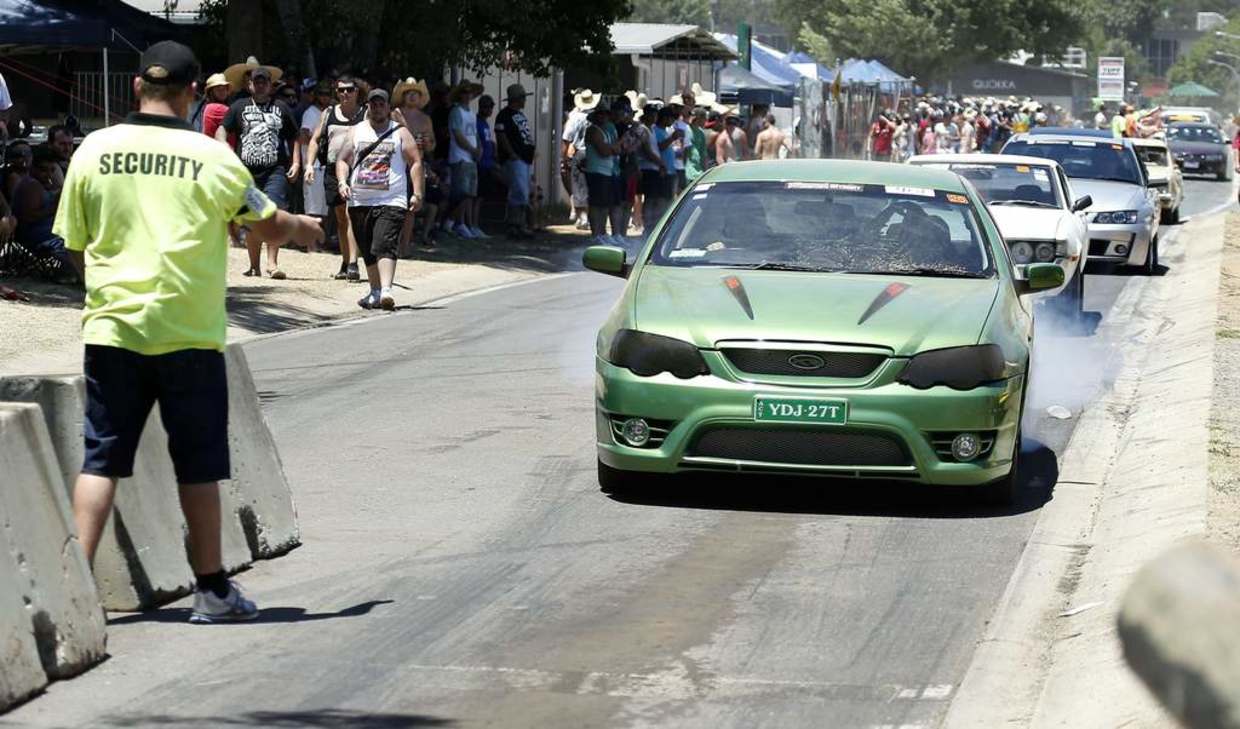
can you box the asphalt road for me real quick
[5,177,1232,729]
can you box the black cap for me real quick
[251,67,272,82]
[367,88,389,104]
[139,41,199,86]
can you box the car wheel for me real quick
[1169,206,1180,225]
[598,459,644,494]
[1218,169,1230,182]
[980,429,1021,506]
[1143,236,1159,276]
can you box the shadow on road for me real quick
[96,709,454,728]
[605,436,1058,519]
[107,600,394,626]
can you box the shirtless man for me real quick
[391,79,436,254]
[753,114,792,160]
[715,114,748,164]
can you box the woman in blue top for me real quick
[584,105,623,245]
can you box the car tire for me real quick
[1218,169,1229,182]
[980,376,1027,507]
[598,459,644,494]
[1143,236,1159,276]
[1169,206,1180,225]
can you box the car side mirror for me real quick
[1072,195,1093,212]
[1016,262,1065,295]
[583,245,629,278]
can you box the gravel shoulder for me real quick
[1209,212,1240,551]
[0,229,586,376]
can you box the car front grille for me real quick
[721,348,886,378]
[687,427,912,467]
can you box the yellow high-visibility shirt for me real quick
[53,112,276,355]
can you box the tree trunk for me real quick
[226,0,264,64]
[273,0,316,79]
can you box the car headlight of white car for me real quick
[1093,210,1139,225]
[1008,240,1066,264]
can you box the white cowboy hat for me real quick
[690,81,717,106]
[392,77,430,109]
[573,88,601,112]
[624,90,647,112]
[223,56,283,90]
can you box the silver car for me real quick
[1002,131,1161,275]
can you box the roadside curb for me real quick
[944,206,1228,727]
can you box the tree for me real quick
[779,0,1083,79]
[197,0,630,80]
[626,0,710,27]
[797,23,832,64]
[1166,15,1240,110]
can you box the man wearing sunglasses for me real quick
[305,77,365,280]
[217,66,300,279]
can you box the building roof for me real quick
[610,23,736,60]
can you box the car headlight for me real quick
[1008,241,1033,264]
[1093,210,1139,224]
[896,344,1007,391]
[1034,242,1057,262]
[608,329,710,379]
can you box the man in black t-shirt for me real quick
[217,66,300,278]
[494,84,536,237]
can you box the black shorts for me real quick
[82,344,230,484]
[639,169,664,198]
[586,172,616,208]
[324,167,344,208]
[348,205,404,265]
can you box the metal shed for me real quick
[606,23,735,101]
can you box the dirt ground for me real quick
[1,227,586,376]
[1209,212,1240,551]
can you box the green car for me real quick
[584,160,1064,503]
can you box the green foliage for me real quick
[797,22,832,64]
[197,0,630,79]
[780,0,1082,78]
[1166,15,1240,110]
[627,0,710,26]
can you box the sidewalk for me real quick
[945,209,1229,727]
[1209,212,1240,551]
[0,229,587,376]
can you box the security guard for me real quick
[55,41,323,623]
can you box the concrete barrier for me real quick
[224,344,300,559]
[1118,542,1240,729]
[0,376,251,610]
[0,403,106,681]
[0,524,47,712]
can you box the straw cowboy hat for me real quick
[203,73,231,94]
[392,77,430,108]
[573,88,601,112]
[624,89,647,112]
[450,79,484,102]
[223,56,283,89]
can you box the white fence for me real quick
[71,71,134,127]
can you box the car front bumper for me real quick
[595,356,1024,487]
[1086,218,1156,266]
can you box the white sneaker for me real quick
[189,581,258,623]
[454,222,477,239]
[574,216,590,231]
[379,288,395,311]
[470,226,490,239]
[358,292,379,310]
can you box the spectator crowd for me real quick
[1,57,802,307]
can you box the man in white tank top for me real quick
[335,89,423,311]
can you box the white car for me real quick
[1130,136,1183,224]
[907,153,1090,312]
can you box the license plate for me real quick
[1185,160,1199,169]
[754,396,848,425]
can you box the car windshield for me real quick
[915,161,1061,208]
[649,181,994,278]
[1167,125,1224,144]
[1003,139,1143,185]
[1136,147,1170,166]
